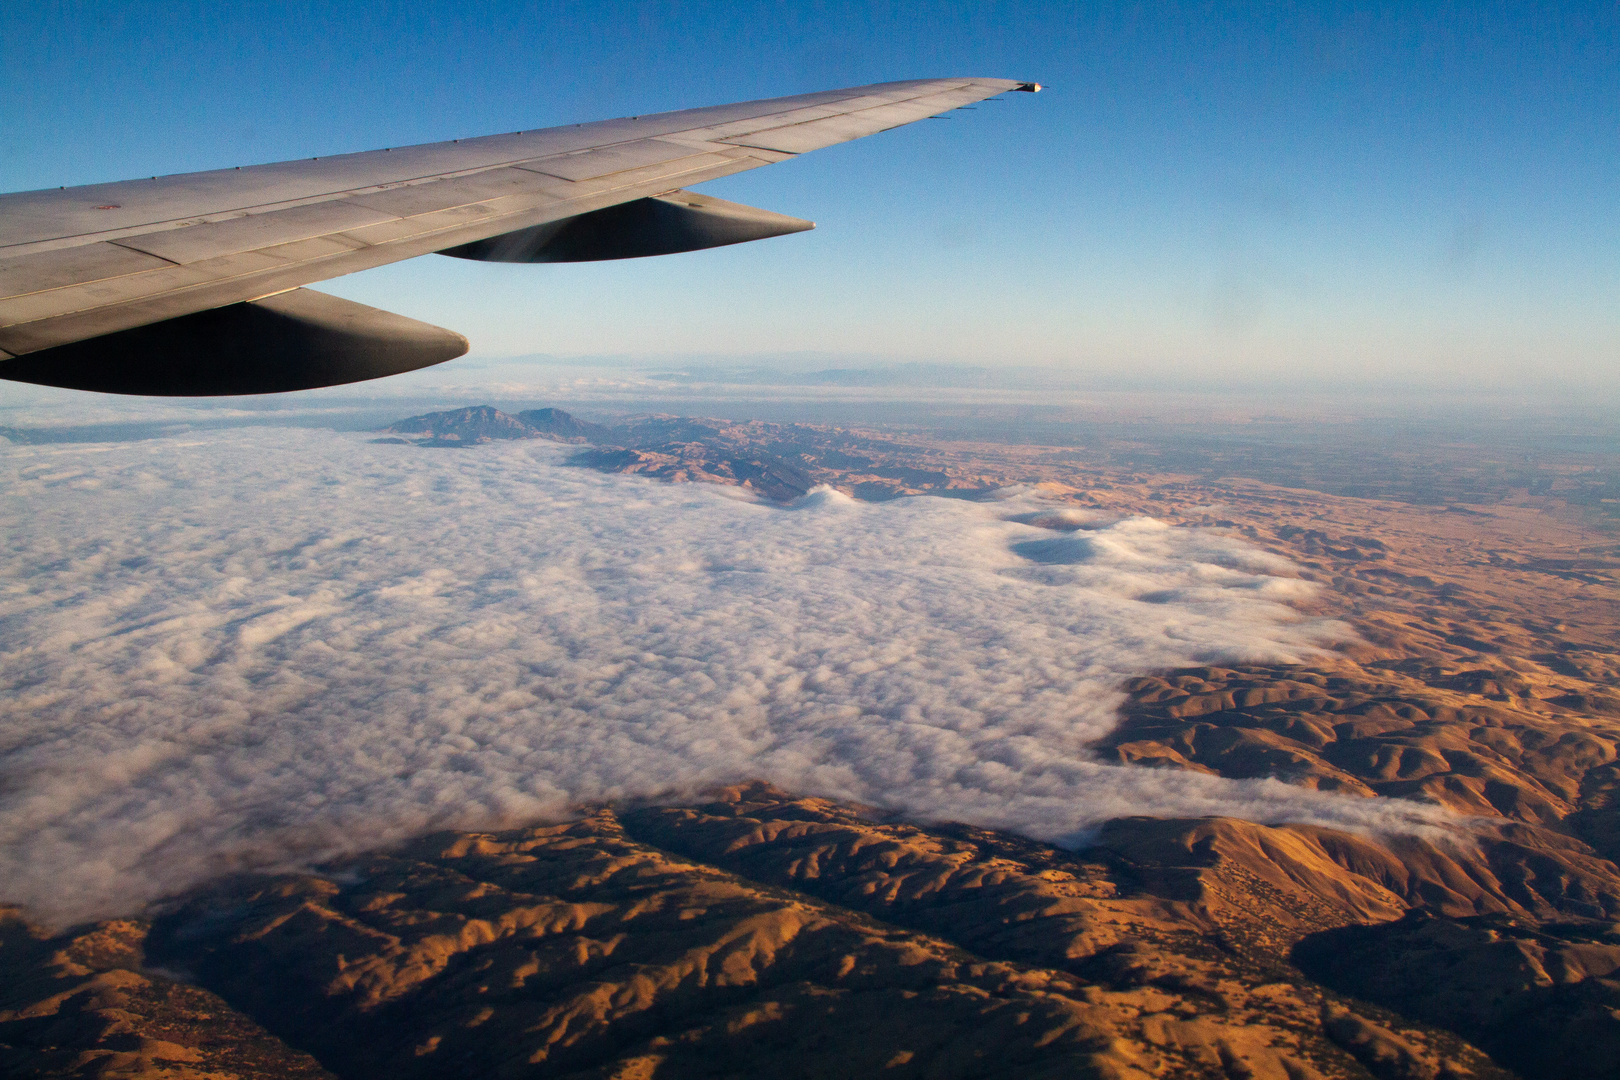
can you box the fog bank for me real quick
[0,431,1452,923]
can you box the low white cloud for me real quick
[0,431,1452,924]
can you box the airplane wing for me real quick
[0,77,1038,396]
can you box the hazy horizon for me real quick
[6,350,1619,442]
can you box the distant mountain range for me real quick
[377,405,981,503]
[378,405,610,445]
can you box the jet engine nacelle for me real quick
[0,288,468,396]
[0,193,809,395]
[437,190,813,263]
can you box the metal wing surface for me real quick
[0,78,1037,395]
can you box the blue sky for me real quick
[3,1,1616,394]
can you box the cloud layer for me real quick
[0,431,1451,923]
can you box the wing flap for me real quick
[0,242,174,298]
[514,151,754,194]
[724,104,944,154]
[343,167,569,217]
[679,103,869,141]
[109,200,397,265]
[523,139,709,182]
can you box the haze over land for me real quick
[0,423,1450,923]
[2,375,1618,1079]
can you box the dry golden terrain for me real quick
[3,410,1617,1079]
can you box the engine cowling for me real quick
[437,190,814,263]
[0,288,467,396]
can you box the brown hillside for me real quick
[6,415,1615,1077]
[5,793,1526,1080]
